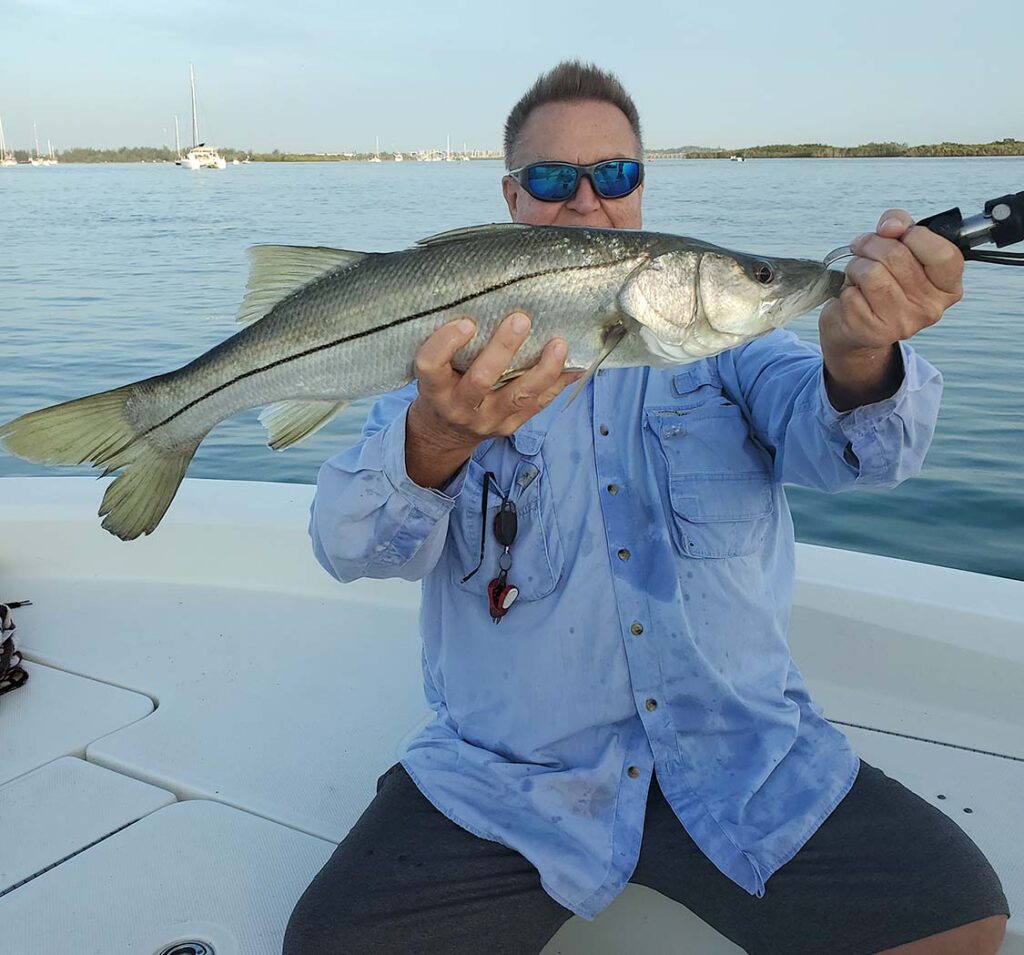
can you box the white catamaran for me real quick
[177,64,226,171]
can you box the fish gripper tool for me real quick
[824,189,1024,267]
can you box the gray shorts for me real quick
[283,758,1009,955]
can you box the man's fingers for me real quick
[858,207,963,299]
[413,318,477,391]
[847,233,932,304]
[876,208,915,238]
[900,225,965,298]
[453,312,532,408]
[493,337,570,416]
[500,369,584,435]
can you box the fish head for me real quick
[698,251,845,335]
[619,243,844,362]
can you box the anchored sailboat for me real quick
[0,115,17,166]
[177,65,226,171]
[29,122,48,166]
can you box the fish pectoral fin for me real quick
[492,369,526,388]
[564,323,628,407]
[237,246,369,325]
[259,399,348,450]
[416,223,533,247]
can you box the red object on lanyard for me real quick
[460,472,520,623]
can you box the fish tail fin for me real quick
[0,386,200,539]
[97,437,200,540]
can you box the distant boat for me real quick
[178,65,226,171]
[29,122,48,167]
[369,136,382,162]
[444,133,452,162]
[0,115,17,166]
[730,155,745,162]
[393,151,403,162]
[47,139,58,165]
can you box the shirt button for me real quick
[617,548,631,561]
[645,698,658,711]
[630,622,644,636]
[607,483,619,495]
[599,424,609,436]
[627,766,640,779]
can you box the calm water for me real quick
[1,159,1021,580]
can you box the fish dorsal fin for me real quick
[237,245,368,325]
[259,399,349,450]
[416,223,533,247]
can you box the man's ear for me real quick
[501,175,520,221]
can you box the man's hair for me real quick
[503,60,643,169]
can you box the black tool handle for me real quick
[917,207,964,246]
[917,190,1024,264]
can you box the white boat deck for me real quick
[0,476,1020,954]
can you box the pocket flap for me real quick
[671,361,719,397]
[668,474,773,523]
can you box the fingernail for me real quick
[880,218,902,232]
[551,339,567,359]
[510,313,530,333]
[457,318,474,335]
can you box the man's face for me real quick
[502,100,643,229]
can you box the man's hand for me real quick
[819,209,964,411]
[405,313,580,488]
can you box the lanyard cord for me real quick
[461,471,499,583]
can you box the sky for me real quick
[2,0,1020,154]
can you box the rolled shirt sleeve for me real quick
[309,382,467,582]
[716,329,943,492]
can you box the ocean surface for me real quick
[1,158,1021,580]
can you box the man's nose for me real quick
[565,174,601,214]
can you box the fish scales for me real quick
[1,223,843,538]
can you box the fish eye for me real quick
[754,263,774,284]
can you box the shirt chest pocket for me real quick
[447,454,565,600]
[645,368,774,559]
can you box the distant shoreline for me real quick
[4,139,1022,164]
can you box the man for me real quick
[285,62,1009,954]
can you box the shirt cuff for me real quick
[380,404,467,518]
[815,342,938,477]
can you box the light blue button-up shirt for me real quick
[309,329,942,920]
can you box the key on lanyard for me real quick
[487,499,519,623]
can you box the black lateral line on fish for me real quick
[139,255,641,438]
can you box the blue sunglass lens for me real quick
[592,160,640,197]
[525,164,579,200]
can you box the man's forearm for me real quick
[405,399,479,489]
[821,343,904,412]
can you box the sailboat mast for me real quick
[174,115,181,159]
[0,115,6,156]
[190,64,199,148]
[33,121,40,158]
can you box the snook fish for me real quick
[1,223,844,539]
